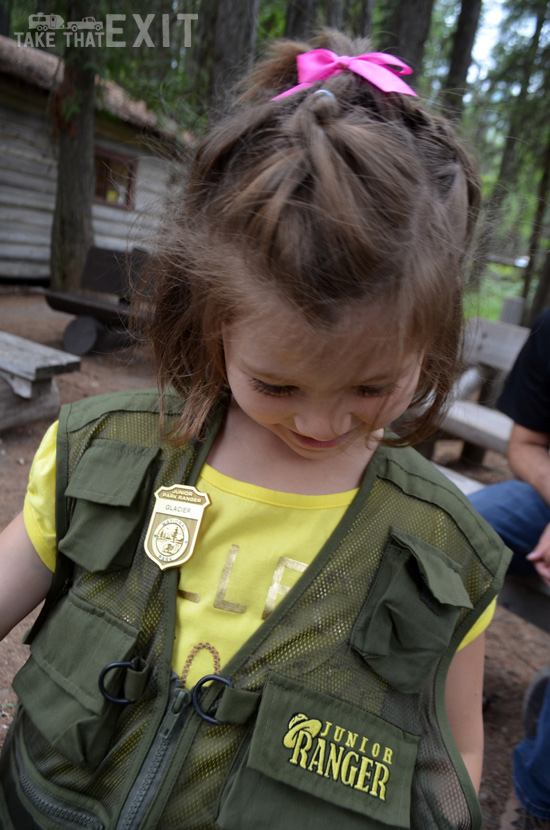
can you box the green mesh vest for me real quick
[0,390,510,830]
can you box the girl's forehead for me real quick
[226,295,421,378]
[236,291,386,336]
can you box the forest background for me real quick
[1,0,550,324]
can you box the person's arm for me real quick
[0,511,53,641]
[507,424,550,585]
[445,633,485,793]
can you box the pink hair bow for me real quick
[272,48,417,99]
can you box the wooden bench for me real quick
[441,401,514,457]
[433,463,486,495]
[431,314,550,633]
[438,316,530,463]
[45,246,148,355]
[0,331,80,432]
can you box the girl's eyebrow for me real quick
[241,362,293,383]
[359,357,422,385]
[253,373,296,385]
[243,354,420,382]
[243,363,408,388]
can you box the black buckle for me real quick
[192,674,233,725]
[98,661,138,704]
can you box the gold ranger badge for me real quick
[145,485,210,570]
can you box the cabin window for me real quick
[94,150,136,209]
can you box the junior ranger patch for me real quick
[247,673,420,827]
[145,484,210,570]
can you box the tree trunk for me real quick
[285,0,319,40]
[214,0,259,92]
[383,0,436,73]
[528,247,550,324]
[191,0,259,110]
[356,0,375,37]
[0,0,12,37]
[522,132,550,311]
[440,0,482,120]
[188,0,218,105]
[492,8,547,203]
[326,0,344,30]
[50,44,95,292]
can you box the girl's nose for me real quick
[293,404,353,441]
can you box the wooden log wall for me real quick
[0,82,175,284]
[0,84,56,280]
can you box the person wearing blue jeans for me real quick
[513,668,550,825]
[470,480,550,579]
[469,309,550,828]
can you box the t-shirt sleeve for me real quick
[23,420,58,573]
[456,597,496,651]
[498,310,550,434]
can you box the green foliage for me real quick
[257,0,287,50]
[99,0,205,132]
[465,266,525,321]
[10,0,39,38]
[456,0,550,320]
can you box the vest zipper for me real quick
[13,734,105,829]
[116,682,192,830]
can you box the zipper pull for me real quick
[160,687,191,737]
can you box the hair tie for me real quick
[272,49,417,100]
[312,89,336,100]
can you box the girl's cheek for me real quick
[375,389,415,426]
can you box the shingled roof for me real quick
[0,34,164,135]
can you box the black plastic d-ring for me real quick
[98,661,137,704]
[192,674,234,725]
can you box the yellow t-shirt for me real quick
[24,422,494,688]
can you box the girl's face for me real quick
[223,296,423,462]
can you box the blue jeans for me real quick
[514,678,550,819]
[469,480,550,577]
[469,480,550,819]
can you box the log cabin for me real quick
[0,34,184,284]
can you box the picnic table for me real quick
[424,305,550,634]
[45,246,148,355]
[0,331,80,432]
[421,315,530,465]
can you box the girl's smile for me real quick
[221,297,423,467]
[287,429,356,451]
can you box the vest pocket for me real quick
[350,527,473,694]
[217,673,419,829]
[59,440,159,571]
[12,591,142,769]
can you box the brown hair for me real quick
[144,29,481,445]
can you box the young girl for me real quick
[0,30,509,830]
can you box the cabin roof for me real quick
[0,35,177,140]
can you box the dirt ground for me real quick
[1,288,549,829]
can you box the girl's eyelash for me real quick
[358,384,398,398]
[249,379,399,398]
[249,378,296,396]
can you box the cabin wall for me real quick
[93,133,171,253]
[0,84,56,280]
[0,80,174,283]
